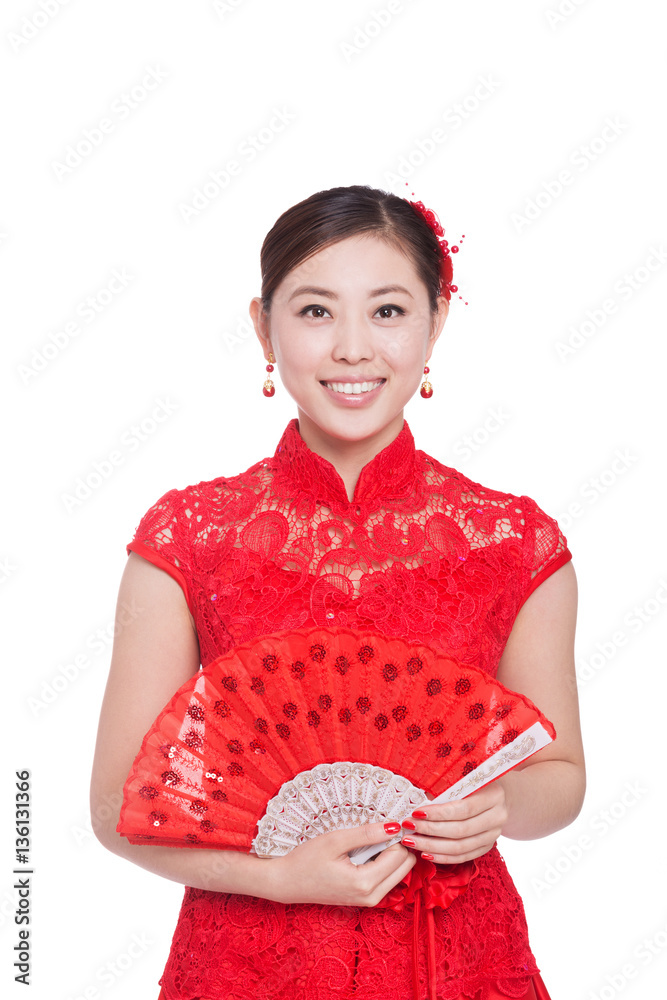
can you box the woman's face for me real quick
[250,234,448,452]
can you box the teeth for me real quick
[324,380,383,394]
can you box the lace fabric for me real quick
[127,418,570,999]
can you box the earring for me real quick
[263,353,275,397]
[420,366,433,398]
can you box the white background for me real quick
[2,1,666,998]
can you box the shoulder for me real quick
[130,455,272,544]
[415,448,570,577]
[417,449,556,525]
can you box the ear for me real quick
[249,297,273,359]
[426,296,449,362]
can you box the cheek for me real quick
[382,322,430,366]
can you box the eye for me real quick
[299,305,331,319]
[375,304,406,319]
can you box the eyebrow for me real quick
[288,284,414,302]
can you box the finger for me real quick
[413,789,503,823]
[321,819,404,858]
[401,828,500,859]
[405,807,507,842]
[363,846,417,907]
[421,843,496,865]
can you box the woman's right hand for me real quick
[263,821,417,907]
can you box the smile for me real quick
[321,380,385,394]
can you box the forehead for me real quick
[278,234,420,291]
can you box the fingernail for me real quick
[421,853,435,861]
[384,822,401,835]
[401,820,416,831]
[412,810,428,819]
[401,837,416,848]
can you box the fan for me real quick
[117,627,555,861]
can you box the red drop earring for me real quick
[420,366,433,398]
[263,353,275,397]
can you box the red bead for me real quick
[450,285,458,293]
[451,245,459,253]
[263,385,275,397]
[266,364,274,372]
[423,366,429,374]
[420,384,433,399]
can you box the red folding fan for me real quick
[117,627,555,861]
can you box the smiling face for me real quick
[250,233,448,458]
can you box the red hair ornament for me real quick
[404,184,467,305]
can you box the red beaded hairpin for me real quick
[404,184,467,305]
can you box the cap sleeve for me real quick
[518,495,572,609]
[127,488,195,616]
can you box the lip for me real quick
[320,378,386,406]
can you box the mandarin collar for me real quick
[272,418,419,509]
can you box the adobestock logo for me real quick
[511,117,628,234]
[27,599,144,717]
[7,0,74,53]
[556,448,638,532]
[178,107,296,223]
[531,780,648,898]
[60,396,180,514]
[575,577,667,688]
[17,268,135,385]
[212,0,249,15]
[339,0,421,63]
[51,67,168,180]
[545,0,592,29]
[445,406,511,465]
[555,245,667,361]
[381,75,501,185]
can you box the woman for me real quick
[91,185,585,999]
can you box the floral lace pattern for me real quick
[127,419,570,999]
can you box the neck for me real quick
[295,410,405,502]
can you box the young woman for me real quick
[91,185,585,1000]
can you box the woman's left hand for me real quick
[400,781,509,864]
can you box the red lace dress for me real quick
[127,418,571,1000]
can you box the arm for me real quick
[90,553,416,904]
[400,562,586,861]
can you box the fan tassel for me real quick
[410,890,437,1000]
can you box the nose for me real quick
[332,313,375,364]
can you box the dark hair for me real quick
[259,185,449,314]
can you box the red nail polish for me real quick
[401,837,416,848]
[421,853,435,861]
[412,810,428,819]
[384,822,401,835]
[401,820,416,831]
